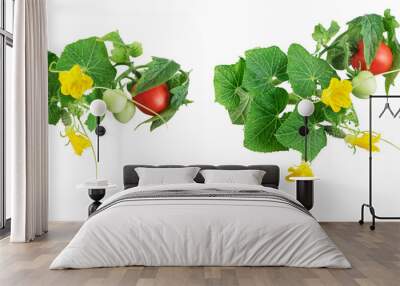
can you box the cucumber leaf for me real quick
[228,88,252,125]
[347,14,384,67]
[214,58,245,110]
[48,51,61,125]
[244,87,289,152]
[276,109,327,161]
[242,47,288,96]
[85,114,98,132]
[287,44,337,97]
[135,57,180,94]
[56,37,116,88]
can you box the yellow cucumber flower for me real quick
[65,127,92,156]
[285,161,314,182]
[344,132,381,152]
[59,64,93,99]
[321,78,352,113]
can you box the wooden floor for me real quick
[0,222,399,286]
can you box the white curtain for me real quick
[10,0,48,242]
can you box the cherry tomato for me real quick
[351,41,393,75]
[131,84,170,115]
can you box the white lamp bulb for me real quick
[90,99,107,117]
[297,99,315,117]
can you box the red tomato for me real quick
[132,84,170,115]
[351,41,393,75]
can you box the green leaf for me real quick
[244,87,289,152]
[327,34,350,70]
[276,109,327,161]
[136,108,178,131]
[324,106,346,125]
[348,14,384,67]
[84,89,103,105]
[312,21,340,51]
[242,47,288,96]
[228,88,252,125]
[324,125,346,138]
[214,58,245,110]
[56,37,116,88]
[170,81,189,109]
[48,51,60,101]
[48,103,61,125]
[85,113,98,132]
[135,57,180,94]
[287,44,337,97]
[61,109,72,126]
[59,95,75,108]
[383,9,400,94]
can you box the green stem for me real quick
[77,118,98,179]
[130,98,167,125]
[380,68,400,76]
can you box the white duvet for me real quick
[50,183,350,269]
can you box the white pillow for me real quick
[135,167,200,186]
[200,169,266,185]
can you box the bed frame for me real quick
[123,165,280,189]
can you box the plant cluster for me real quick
[213,9,400,168]
[48,31,191,157]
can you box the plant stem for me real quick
[78,118,98,179]
[130,98,167,125]
[380,68,400,76]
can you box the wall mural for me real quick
[213,9,400,179]
[47,31,191,175]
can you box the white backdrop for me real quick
[47,0,400,221]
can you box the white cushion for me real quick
[135,167,201,186]
[200,169,266,185]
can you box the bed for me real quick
[50,164,350,269]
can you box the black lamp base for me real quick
[296,180,314,210]
[88,189,105,216]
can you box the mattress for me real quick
[50,183,350,269]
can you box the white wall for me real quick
[47,0,400,221]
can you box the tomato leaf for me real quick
[135,57,180,94]
[327,34,350,70]
[56,37,116,88]
[170,81,189,109]
[383,9,400,94]
[287,44,337,97]
[214,58,245,110]
[276,109,327,161]
[242,47,288,96]
[347,14,384,67]
[244,87,289,152]
[312,21,340,51]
